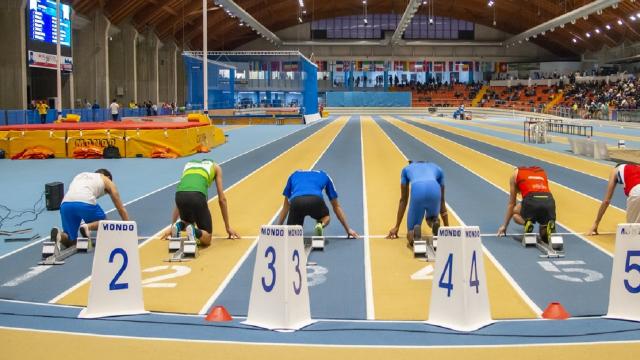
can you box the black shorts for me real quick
[175,191,212,233]
[521,192,556,225]
[287,195,329,226]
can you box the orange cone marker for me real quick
[542,302,570,320]
[205,306,233,322]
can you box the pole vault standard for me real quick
[202,0,208,115]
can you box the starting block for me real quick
[165,236,198,262]
[412,225,437,262]
[311,236,325,250]
[39,236,93,265]
[519,232,564,258]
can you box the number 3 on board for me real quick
[261,246,276,292]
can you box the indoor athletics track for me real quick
[2,116,640,359]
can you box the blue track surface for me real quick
[376,116,612,316]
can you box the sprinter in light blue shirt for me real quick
[387,161,449,246]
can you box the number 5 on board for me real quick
[79,220,147,318]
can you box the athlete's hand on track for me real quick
[226,228,240,239]
[387,227,399,239]
[497,225,507,237]
[346,229,359,239]
[587,224,598,236]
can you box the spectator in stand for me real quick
[92,100,100,110]
[109,99,120,121]
[85,99,92,109]
[36,100,49,124]
[128,100,137,109]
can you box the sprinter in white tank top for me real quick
[51,169,129,248]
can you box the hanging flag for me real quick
[375,61,385,71]
[335,61,343,72]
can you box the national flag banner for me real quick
[335,61,343,72]
[434,61,444,72]
[394,61,403,71]
[355,61,362,71]
[481,61,493,72]
[404,61,409,71]
[315,61,326,71]
[375,61,385,71]
[362,61,371,71]
[415,61,424,72]
[449,61,454,72]
[343,61,351,71]
[475,61,480,72]
[462,63,470,71]
[283,61,299,72]
[271,61,281,71]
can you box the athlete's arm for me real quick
[277,197,290,225]
[439,185,449,226]
[214,164,239,239]
[588,168,618,235]
[498,171,518,236]
[102,176,129,221]
[387,183,409,239]
[330,198,359,238]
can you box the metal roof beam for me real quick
[504,0,622,47]
[391,0,422,45]
[213,0,282,46]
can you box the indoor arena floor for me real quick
[2,115,640,359]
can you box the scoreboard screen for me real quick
[29,0,71,47]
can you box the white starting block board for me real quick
[412,225,437,261]
[40,236,93,266]
[244,225,314,331]
[520,233,564,258]
[79,221,146,318]
[166,236,198,262]
[428,226,493,331]
[607,224,640,322]
[311,236,325,250]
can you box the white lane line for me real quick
[197,117,348,315]
[386,116,616,257]
[0,123,320,262]
[360,116,375,320]
[49,123,327,304]
[377,116,543,317]
[1,266,50,287]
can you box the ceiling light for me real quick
[631,15,637,21]
[572,38,577,43]
[637,13,640,18]
[487,0,494,6]
[586,32,591,37]
[298,16,303,23]
[618,19,624,25]
[362,0,366,3]
[605,24,611,30]
[422,0,427,4]
[298,0,304,7]
[302,9,307,14]
[429,17,434,24]
[595,28,600,33]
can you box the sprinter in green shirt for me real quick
[170,159,239,245]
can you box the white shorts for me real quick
[626,196,640,223]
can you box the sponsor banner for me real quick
[28,50,72,72]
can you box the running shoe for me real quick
[185,224,200,246]
[524,220,534,234]
[315,222,324,237]
[431,218,441,238]
[170,219,183,238]
[79,223,90,239]
[50,227,62,251]
[542,220,556,244]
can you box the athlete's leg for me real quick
[175,191,212,246]
[626,196,640,223]
[406,199,425,246]
[512,203,525,225]
[59,202,84,247]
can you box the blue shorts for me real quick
[60,202,106,240]
[406,181,442,231]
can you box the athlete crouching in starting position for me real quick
[497,166,556,242]
[588,163,640,235]
[170,159,239,246]
[387,161,449,245]
[51,169,129,248]
[276,170,358,238]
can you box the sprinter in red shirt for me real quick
[498,166,556,242]
[589,163,640,235]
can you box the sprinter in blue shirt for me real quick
[387,161,449,246]
[277,170,358,238]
